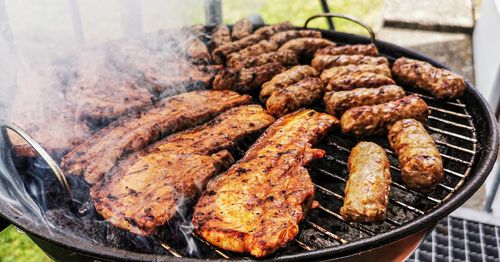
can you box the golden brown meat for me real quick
[340,95,429,136]
[324,85,406,117]
[260,65,318,101]
[232,18,253,40]
[388,119,444,192]
[340,141,391,223]
[209,25,231,50]
[392,57,466,99]
[193,109,338,257]
[277,38,335,59]
[326,72,396,91]
[270,30,322,46]
[320,64,391,82]
[226,50,298,69]
[266,77,324,117]
[185,37,212,64]
[315,44,379,57]
[228,40,278,59]
[212,62,286,93]
[61,90,252,184]
[91,105,275,235]
[312,54,389,71]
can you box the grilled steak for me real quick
[260,65,318,102]
[226,50,298,69]
[91,105,275,235]
[326,71,395,91]
[61,90,252,184]
[270,30,322,46]
[212,62,286,93]
[231,18,253,40]
[193,109,338,257]
[320,64,391,83]
[315,44,379,57]
[312,55,389,71]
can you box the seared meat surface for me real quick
[91,105,274,235]
[392,57,466,99]
[326,71,395,91]
[232,18,253,40]
[61,90,252,184]
[312,54,389,71]
[320,64,391,83]
[185,37,212,65]
[260,65,318,102]
[315,44,379,57]
[212,62,286,93]
[228,40,278,59]
[226,50,298,69]
[270,30,322,46]
[209,25,231,50]
[340,142,391,223]
[277,38,335,60]
[193,109,338,257]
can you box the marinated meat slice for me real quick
[226,50,298,69]
[232,18,253,40]
[212,22,293,64]
[193,109,338,257]
[266,77,324,117]
[61,90,252,184]
[340,95,429,136]
[270,30,322,46]
[91,105,275,235]
[340,141,391,223]
[388,119,444,192]
[392,57,466,99]
[260,65,318,102]
[324,85,406,117]
[320,64,391,82]
[185,37,212,64]
[277,38,335,60]
[326,72,395,91]
[312,55,389,71]
[209,25,231,50]
[212,62,286,93]
[228,40,278,59]
[315,44,379,57]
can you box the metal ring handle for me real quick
[304,13,376,44]
[1,122,71,194]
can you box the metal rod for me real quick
[428,106,471,118]
[153,236,183,258]
[191,233,230,259]
[304,13,375,44]
[426,126,477,143]
[294,239,315,251]
[305,220,348,244]
[434,140,475,154]
[427,115,474,130]
[410,92,466,108]
[319,0,335,29]
[316,204,375,235]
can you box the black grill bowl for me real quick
[0,29,497,261]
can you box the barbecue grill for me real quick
[0,13,498,261]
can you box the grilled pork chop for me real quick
[91,105,275,235]
[61,90,252,184]
[193,109,338,257]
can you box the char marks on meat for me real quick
[270,30,322,46]
[232,18,253,40]
[212,62,286,93]
[226,50,298,69]
[315,44,379,57]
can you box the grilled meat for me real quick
[212,62,286,93]
[340,141,391,223]
[228,40,278,59]
[185,37,212,65]
[326,72,395,91]
[266,77,324,117]
[212,22,293,64]
[193,109,338,257]
[312,55,389,71]
[61,90,252,184]
[315,44,379,57]
[277,38,335,60]
[232,18,253,40]
[340,95,429,136]
[324,85,406,117]
[392,57,466,99]
[226,50,298,69]
[388,119,444,192]
[270,30,322,46]
[209,25,231,51]
[91,105,275,235]
[260,65,318,102]
[320,64,391,82]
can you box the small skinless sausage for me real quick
[320,64,391,82]
[326,71,395,91]
[392,57,466,99]
[227,40,278,60]
[312,54,389,71]
[277,38,335,59]
[209,25,231,50]
[212,62,286,93]
[340,95,429,136]
[340,141,391,223]
[323,85,406,117]
[270,30,322,46]
[226,50,298,69]
[231,18,253,40]
[260,65,318,102]
[315,44,379,57]
[388,119,444,192]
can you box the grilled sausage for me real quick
[392,57,466,99]
[324,85,406,116]
[226,50,298,69]
[340,95,429,136]
[316,44,379,57]
[320,64,391,82]
[266,77,324,117]
[228,40,278,59]
[270,30,322,46]
[209,25,231,50]
[326,72,395,91]
[340,141,391,223]
[212,62,286,93]
[388,119,444,192]
[277,38,335,59]
[260,65,318,102]
[312,55,389,71]
[185,38,211,64]
[232,18,253,40]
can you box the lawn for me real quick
[0,1,382,261]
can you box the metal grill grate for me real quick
[407,216,500,262]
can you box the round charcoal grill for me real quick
[0,14,498,261]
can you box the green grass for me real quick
[0,226,50,262]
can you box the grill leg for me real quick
[319,0,335,29]
[485,162,500,213]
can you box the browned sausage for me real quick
[340,141,391,223]
[277,38,335,59]
[320,64,391,82]
[270,30,322,46]
[312,55,389,71]
[340,95,429,136]
[392,57,466,99]
[226,50,298,69]
[316,44,379,57]
[260,65,318,102]
[232,18,253,40]
[326,72,395,91]
[388,119,444,192]
[212,62,286,93]
[209,25,231,50]
[228,40,278,59]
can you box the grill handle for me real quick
[303,13,375,44]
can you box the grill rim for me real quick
[0,28,497,261]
